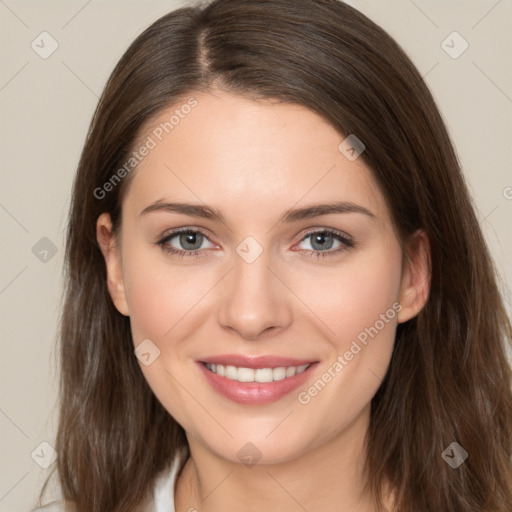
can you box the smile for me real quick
[197,356,318,405]
[205,363,310,383]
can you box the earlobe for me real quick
[397,229,431,324]
[96,213,130,316]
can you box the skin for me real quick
[97,89,430,512]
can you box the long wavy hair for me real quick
[40,0,512,510]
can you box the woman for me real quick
[33,0,512,510]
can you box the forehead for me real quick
[122,90,388,226]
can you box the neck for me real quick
[174,404,383,512]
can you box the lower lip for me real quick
[197,362,318,405]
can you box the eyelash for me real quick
[157,227,354,260]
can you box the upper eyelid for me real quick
[160,227,214,243]
[299,228,352,241]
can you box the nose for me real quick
[216,245,293,340]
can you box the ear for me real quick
[397,229,431,324]
[96,213,129,316]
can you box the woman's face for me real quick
[98,90,428,465]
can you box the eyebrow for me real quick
[139,200,376,223]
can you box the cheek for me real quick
[127,267,210,352]
[292,241,402,432]
[122,248,215,432]
[293,240,403,352]
[122,233,213,343]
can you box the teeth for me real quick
[205,363,311,382]
[255,368,273,382]
[273,367,286,381]
[296,364,309,374]
[286,366,297,377]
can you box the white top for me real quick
[28,458,180,512]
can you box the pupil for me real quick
[182,232,202,250]
[312,233,333,251]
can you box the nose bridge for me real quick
[216,234,292,338]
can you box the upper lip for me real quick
[198,354,317,369]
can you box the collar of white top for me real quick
[153,456,181,512]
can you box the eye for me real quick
[157,227,354,260]
[296,229,354,259]
[157,228,216,258]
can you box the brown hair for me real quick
[41,0,512,510]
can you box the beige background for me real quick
[1,0,511,510]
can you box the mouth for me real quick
[196,356,318,405]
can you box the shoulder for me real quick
[27,457,182,512]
